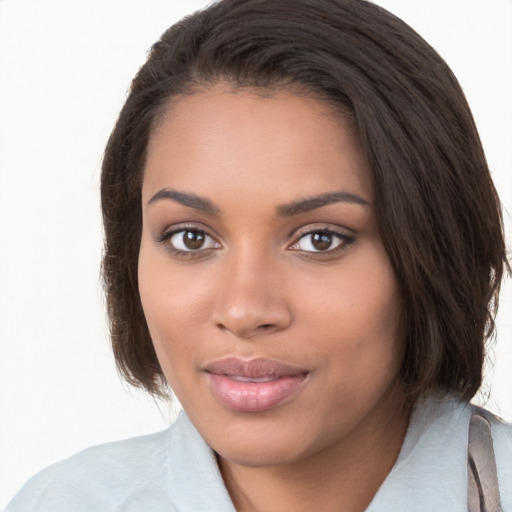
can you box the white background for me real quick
[0,0,510,507]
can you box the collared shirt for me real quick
[6,396,512,511]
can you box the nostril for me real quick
[212,304,293,338]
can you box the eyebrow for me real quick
[147,188,369,217]
[147,189,220,215]
[276,191,370,217]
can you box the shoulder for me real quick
[5,417,188,512]
[6,412,235,512]
[470,403,512,510]
[413,396,512,509]
[367,395,512,511]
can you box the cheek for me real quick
[295,250,403,378]
[300,252,400,333]
[139,232,212,322]
[138,243,208,372]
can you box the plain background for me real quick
[0,0,511,507]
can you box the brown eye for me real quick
[292,230,348,253]
[183,231,205,250]
[311,232,333,251]
[169,229,218,252]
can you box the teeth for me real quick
[230,375,278,383]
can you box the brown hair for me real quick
[101,0,509,399]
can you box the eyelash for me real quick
[155,225,220,259]
[288,228,354,256]
[155,225,355,259]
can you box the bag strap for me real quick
[467,411,502,512]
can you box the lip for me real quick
[204,357,309,412]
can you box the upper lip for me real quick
[204,357,308,379]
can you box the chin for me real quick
[195,407,324,468]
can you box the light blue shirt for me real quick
[6,396,512,511]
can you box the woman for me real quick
[6,0,511,510]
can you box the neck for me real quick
[219,391,412,512]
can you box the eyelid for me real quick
[170,229,218,251]
[154,222,222,257]
[153,222,354,258]
[154,221,217,241]
[288,225,355,255]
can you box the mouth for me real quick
[203,357,309,412]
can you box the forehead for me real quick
[143,85,372,204]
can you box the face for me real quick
[139,85,405,468]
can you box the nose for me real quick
[211,250,293,339]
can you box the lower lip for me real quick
[206,373,308,412]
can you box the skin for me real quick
[139,84,410,512]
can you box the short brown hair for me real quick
[101,0,509,399]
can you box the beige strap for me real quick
[467,412,502,512]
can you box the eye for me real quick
[291,229,351,253]
[167,229,219,252]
